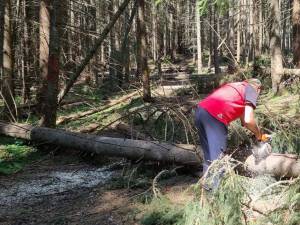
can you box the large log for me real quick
[245,154,300,178]
[0,122,202,166]
[245,143,300,178]
[1,122,299,176]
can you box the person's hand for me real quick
[258,133,271,142]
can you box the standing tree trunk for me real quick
[213,5,220,74]
[1,0,15,121]
[22,0,36,104]
[270,0,283,93]
[258,0,263,54]
[236,0,241,63]
[152,2,157,62]
[195,2,202,73]
[292,0,300,67]
[135,0,141,78]
[0,1,4,74]
[228,3,236,74]
[37,0,61,127]
[121,0,138,83]
[137,0,151,101]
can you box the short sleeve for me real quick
[245,84,258,108]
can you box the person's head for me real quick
[247,78,262,94]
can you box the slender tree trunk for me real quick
[293,0,300,67]
[135,0,141,77]
[152,2,157,62]
[0,1,4,74]
[208,3,213,70]
[121,0,138,83]
[259,0,263,53]
[213,5,220,74]
[1,0,15,121]
[137,0,151,101]
[270,0,283,93]
[163,20,167,58]
[109,0,118,88]
[38,0,50,109]
[236,0,241,63]
[37,0,61,127]
[22,0,33,103]
[253,0,259,57]
[228,3,236,73]
[195,2,202,73]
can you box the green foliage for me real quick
[254,55,271,67]
[184,164,244,225]
[155,0,164,6]
[270,127,300,154]
[141,197,184,225]
[107,164,154,190]
[255,179,300,225]
[0,136,40,175]
[256,109,300,154]
[197,0,230,16]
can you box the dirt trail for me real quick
[0,153,197,225]
[0,154,137,225]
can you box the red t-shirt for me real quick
[198,81,258,125]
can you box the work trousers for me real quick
[194,106,228,172]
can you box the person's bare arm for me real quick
[242,105,261,140]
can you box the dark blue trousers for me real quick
[195,106,228,171]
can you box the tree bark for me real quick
[137,0,151,102]
[293,0,300,67]
[0,1,4,74]
[121,0,138,83]
[195,2,202,73]
[1,122,299,177]
[37,0,61,128]
[270,0,283,94]
[213,5,220,74]
[0,122,202,166]
[236,0,241,63]
[1,0,15,121]
[228,3,236,73]
[246,153,300,178]
[57,0,131,103]
[152,2,157,62]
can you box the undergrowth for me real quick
[0,136,40,175]
[141,158,300,225]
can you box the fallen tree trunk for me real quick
[1,122,299,176]
[0,122,202,166]
[245,153,300,178]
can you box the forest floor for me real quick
[0,58,299,224]
[0,58,201,225]
[0,151,198,225]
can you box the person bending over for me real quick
[195,78,270,172]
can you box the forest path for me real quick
[0,152,197,225]
[152,59,195,98]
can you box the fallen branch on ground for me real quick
[56,90,141,125]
